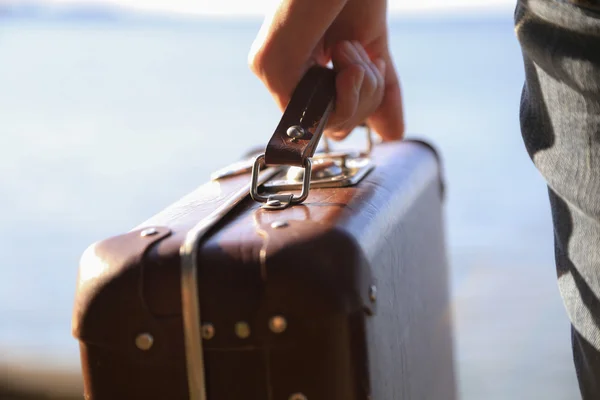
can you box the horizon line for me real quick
[3,0,516,18]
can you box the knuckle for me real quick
[248,42,282,93]
[248,47,265,76]
[248,36,275,78]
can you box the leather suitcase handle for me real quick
[264,66,336,167]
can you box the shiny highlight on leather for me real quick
[179,168,281,400]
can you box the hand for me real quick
[249,0,404,141]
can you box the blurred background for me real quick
[0,0,581,399]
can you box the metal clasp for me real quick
[249,126,377,210]
[320,123,377,158]
[250,154,313,210]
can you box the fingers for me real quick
[248,0,405,142]
[327,64,364,140]
[248,0,347,110]
[325,40,386,139]
[366,49,405,141]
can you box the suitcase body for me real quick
[72,68,456,400]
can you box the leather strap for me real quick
[264,66,336,167]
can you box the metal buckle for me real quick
[250,154,312,210]
[263,155,373,192]
[248,124,379,210]
[258,125,377,195]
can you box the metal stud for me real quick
[266,199,282,207]
[235,321,251,339]
[140,227,158,237]
[271,220,289,229]
[369,285,377,302]
[201,323,215,340]
[286,125,305,140]
[269,315,288,334]
[135,333,154,351]
[289,393,307,400]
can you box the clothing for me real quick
[516,0,600,397]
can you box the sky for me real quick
[31,0,516,17]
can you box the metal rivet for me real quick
[201,323,215,340]
[289,393,307,400]
[267,199,282,207]
[269,315,287,334]
[271,221,289,229]
[135,333,154,351]
[286,125,305,140]
[140,227,158,237]
[235,321,251,339]
[369,285,377,302]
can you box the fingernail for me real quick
[328,131,345,141]
[328,128,351,141]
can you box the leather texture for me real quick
[72,226,190,399]
[73,140,456,399]
[264,66,336,167]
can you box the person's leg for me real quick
[516,0,600,397]
[572,327,600,397]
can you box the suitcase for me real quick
[72,66,456,400]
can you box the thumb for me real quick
[248,0,347,111]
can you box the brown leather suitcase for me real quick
[72,67,456,400]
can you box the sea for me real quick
[0,9,582,399]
